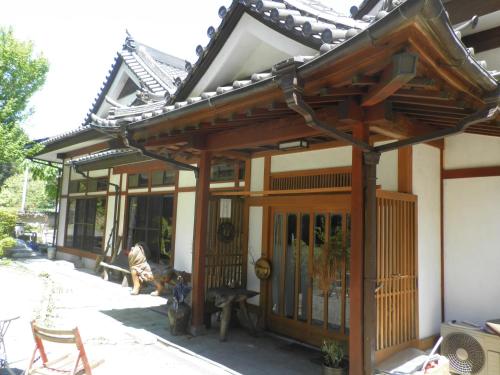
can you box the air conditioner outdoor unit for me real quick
[441,322,500,375]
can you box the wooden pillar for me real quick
[350,123,379,375]
[191,150,212,334]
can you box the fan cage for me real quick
[442,332,485,375]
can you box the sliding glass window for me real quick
[65,197,106,253]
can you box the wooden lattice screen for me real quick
[376,191,418,352]
[205,197,245,292]
[270,167,351,191]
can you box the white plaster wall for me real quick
[444,177,500,323]
[104,195,116,256]
[413,144,442,338]
[121,173,127,191]
[178,170,197,188]
[61,165,70,195]
[174,192,196,273]
[445,133,500,169]
[151,186,175,193]
[118,195,127,239]
[57,198,67,246]
[271,147,351,173]
[247,206,263,305]
[88,169,108,178]
[376,142,398,191]
[109,173,120,193]
[210,182,235,189]
[250,157,264,192]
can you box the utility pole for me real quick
[21,165,29,212]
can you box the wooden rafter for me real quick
[362,52,419,107]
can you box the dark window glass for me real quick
[126,195,174,263]
[238,161,245,180]
[128,173,148,188]
[97,178,108,191]
[65,197,106,253]
[210,162,236,182]
[151,170,176,186]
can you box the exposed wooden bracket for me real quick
[338,99,363,125]
[362,52,419,107]
[366,103,437,140]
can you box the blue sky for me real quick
[0,0,360,140]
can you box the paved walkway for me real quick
[0,258,320,374]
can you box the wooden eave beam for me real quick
[462,25,500,54]
[204,107,349,151]
[365,102,437,139]
[362,52,419,107]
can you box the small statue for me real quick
[167,276,192,335]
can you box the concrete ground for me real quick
[0,257,321,375]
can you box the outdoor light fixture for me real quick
[278,139,309,151]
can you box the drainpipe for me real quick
[72,164,121,260]
[88,123,200,178]
[120,125,200,178]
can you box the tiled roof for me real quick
[41,127,95,146]
[71,148,139,164]
[82,34,188,126]
[88,0,497,132]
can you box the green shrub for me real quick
[0,236,17,257]
[0,210,17,239]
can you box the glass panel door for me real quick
[269,206,351,344]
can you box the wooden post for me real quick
[191,150,212,334]
[363,150,380,374]
[350,123,379,375]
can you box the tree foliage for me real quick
[0,27,49,186]
[0,171,56,212]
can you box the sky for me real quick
[0,0,360,140]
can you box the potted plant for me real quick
[321,340,347,375]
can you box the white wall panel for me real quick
[61,165,70,195]
[178,170,197,188]
[247,206,263,305]
[271,147,351,173]
[445,133,500,169]
[57,198,67,246]
[444,176,500,323]
[174,192,196,273]
[250,157,264,192]
[413,144,441,338]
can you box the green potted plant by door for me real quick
[321,339,347,375]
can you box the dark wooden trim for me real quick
[442,166,500,179]
[398,146,413,193]
[191,151,212,332]
[440,148,445,323]
[113,160,173,175]
[349,122,368,375]
[445,0,500,25]
[263,156,271,192]
[462,25,500,54]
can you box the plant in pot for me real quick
[321,340,347,375]
[167,275,191,335]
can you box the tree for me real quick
[0,171,56,212]
[0,27,49,186]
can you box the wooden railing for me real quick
[376,191,418,352]
[270,167,352,191]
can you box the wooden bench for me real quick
[97,249,131,287]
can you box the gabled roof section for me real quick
[71,148,152,172]
[172,0,369,101]
[83,34,188,126]
[87,0,498,137]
